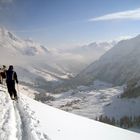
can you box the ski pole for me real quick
[16,83,20,100]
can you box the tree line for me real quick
[96,115,140,129]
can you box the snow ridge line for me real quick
[0,87,13,140]
[13,102,22,140]
[16,96,51,140]
[15,101,32,140]
[0,86,50,140]
[0,106,10,140]
[0,88,19,140]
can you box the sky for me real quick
[1,0,140,49]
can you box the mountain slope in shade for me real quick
[0,85,139,140]
[74,34,140,85]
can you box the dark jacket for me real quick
[6,70,18,84]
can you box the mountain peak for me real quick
[133,34,140,40]
[0,26,49,56]
[0,27,20,42]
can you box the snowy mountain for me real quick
[0,27,116,92]
[0,27,49,56]
[0,85,139,140]
[72,41,115,53]
[0,27,75,92]
[48,41,115,78]
[64,41,115,64]
[74,34,140,85]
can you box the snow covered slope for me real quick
[0,85,139,140]
[45,81,140,133]
[74,34,140,85]
[0,27,49,56]
[0,27,74,91]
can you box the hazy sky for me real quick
[1,0,140,49]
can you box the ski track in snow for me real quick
[0,86,50,140]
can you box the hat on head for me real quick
[9,65,13,70]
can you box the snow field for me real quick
[24,94,140,140]
[0,86,19,140]
[0,86,50,140]
[48,85,140,121]
[16,95,50,140]
[0,85,140,140]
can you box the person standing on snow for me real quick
[6,65,18,100]
[1,65,7,84]
[0,68,2,84]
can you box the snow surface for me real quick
[0,85,140,140]
[45,81,140,133]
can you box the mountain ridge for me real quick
[73,34,140,86]
[0,27,49,56]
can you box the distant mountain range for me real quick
[0,27,71,92]
[63,41,115,64]
[0,27,115,92]
[2,27,140,93]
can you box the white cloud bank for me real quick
[89,8,140,21]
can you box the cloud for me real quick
[117,35,133,41]
[89,8,140,21]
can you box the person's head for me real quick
[8,65,13,71]
[3,65,6,68]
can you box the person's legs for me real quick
[13,88,17,99]
[11,82,17,100]
[6,82,13,99]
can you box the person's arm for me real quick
[0,73,2,83]
[14,72,18,84]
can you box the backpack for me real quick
[1,71,6,79]
[6,70,16,82]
